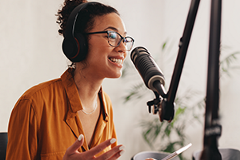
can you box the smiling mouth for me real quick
[109,57,123,64]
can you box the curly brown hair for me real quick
[56,0,120,36]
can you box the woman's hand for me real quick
[63,134,125,160]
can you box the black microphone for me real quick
[131,46,175,122]
[130,46,166,97]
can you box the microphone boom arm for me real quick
[164,0,200,121]
[158,0,222,159]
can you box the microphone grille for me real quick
[131,47,149,62]
[138,55,155,76]
[131,47,155,76]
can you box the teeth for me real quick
[109,58,123,64]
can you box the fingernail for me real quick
[78,134,84,141]
[120,150,125,156]
[110,138,116,144]
[119,146,125,151]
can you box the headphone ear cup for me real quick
[73,32,88,62]
[62,33,87,62]
[62,37,79,62]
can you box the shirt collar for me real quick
[61,68,109,121]
[98,88,109,122]
[61,68,82,113]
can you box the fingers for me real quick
[86,138,116,156]
[64,136,125,160]
[63,135,125,160]
[66,134,84,154]
[97,145,125,160]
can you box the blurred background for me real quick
[1,0,240,159]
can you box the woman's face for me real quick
[84,13,128,79]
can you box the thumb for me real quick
[67,134,84,153]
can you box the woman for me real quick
[6,0,134,159]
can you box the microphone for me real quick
[130,46,166,97]
[131,46,175,122]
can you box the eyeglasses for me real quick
[85,31,134,51]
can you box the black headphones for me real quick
[62,2,97,62]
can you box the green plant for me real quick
[122,41,240,160]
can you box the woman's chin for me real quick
[107,72,122,79]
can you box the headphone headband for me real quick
[64,2,97,39]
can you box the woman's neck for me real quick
[73,65,103,108]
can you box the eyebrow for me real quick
[104,26,127,35]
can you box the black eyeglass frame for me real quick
[85,31,134,51]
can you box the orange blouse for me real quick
[6,68,117,160]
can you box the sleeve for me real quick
[6,98,38,160]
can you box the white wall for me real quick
[1,0,240,160]
[0,0,67,130]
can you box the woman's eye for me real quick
[109,33,117,39]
